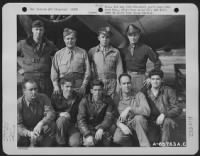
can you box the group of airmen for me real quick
[17,20,182,147]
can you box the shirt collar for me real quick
[23,95,39,107]
[119,89,135,101]
[128,42,141,49]
[147,85,165,99]
[88,93,106,104]
[96,44,114,53]
[65,46,76,54]
[62,91,76,101]
[26,35,47,47]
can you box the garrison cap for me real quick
[126,24,141,35]
[32,20,44,28]
[63,28,77,38]
[98,26,113,37]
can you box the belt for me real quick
[31,58,40,63]
[61,72,84,81]
[127,71,145,75]
[96,73,116,79]
[24,72,50,77]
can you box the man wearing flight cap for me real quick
[88,26,123,98]
[17,20,58,97]
[51,28,90,96]
[121,24,161,93]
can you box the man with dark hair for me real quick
[17,20,58,97]
[121,24,161,93]
[77,79,115,146]
[51,76,82,147]
[88,26,123,98]
[143,69,181,144]
[113,73,151,147]
[51,28,90,96]
[17,79,56,147]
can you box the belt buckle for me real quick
[129,71,138,74]
[32,58,40,63]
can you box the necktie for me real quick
[130,46,135,56]
[29,102,35,113]
[69,49,73,62]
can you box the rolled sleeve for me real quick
[81,51,91,87]
[88,49,96,79]
[116,50,123,78]
[116,50,123,92]
[51,53,60,84]
[17,99,31,137]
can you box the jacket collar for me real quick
[96,44,115,53]
[87,93,108,110]
[26,35,48,47]
[62,91,78,103]
[147,85,165,99]
[64,46,77,54]
[22,95,40,107]
[118,88,136,101]
[128,42,142,49]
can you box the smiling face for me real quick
[23,82,39,101]
[98,34,110,47]
[150,75,162,89]
[64,33,77,48]
[32,26,45,41]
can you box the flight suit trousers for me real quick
[56,116,81,147]
[113,115,150,147]
[17,122,56,147]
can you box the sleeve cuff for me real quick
[84,131,92,138]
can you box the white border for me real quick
[2,3,199,155]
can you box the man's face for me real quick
[32,27,45,40]
[150,75,162,88]
[61,81,73,97]
[91,85,103,101]
[120,76,132,94]
[98,34,110,47]
[127,33,140,45]
[23,82,38,101]
[64,33,76,48]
